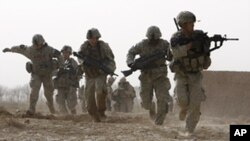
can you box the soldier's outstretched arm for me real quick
[2,45,31,59]
[2,48,11,53]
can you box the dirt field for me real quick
[1,71,250,141]
[1,103,249,141]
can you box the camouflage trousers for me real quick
[56,87,77,114]
[126,98,134,112]
[118,98,134,113]
[29,74,55,114]
[174,72,206,133]
[85,75,107,118]
[139,72,171,124]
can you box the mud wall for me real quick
[202,71,250,117]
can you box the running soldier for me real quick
[54,45,79,115]
[3,34,63,115]
[126,26,172,125]
[77,28,116,122]
[170,11,211,135]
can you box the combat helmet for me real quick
[86,28,101,39]
[146,26,162,40]
[61,45,72,54]
[176,11,196,27]
[32,34,45,46]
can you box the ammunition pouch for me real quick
[170,55,210,73]
[169,60,181,73]
[26,61,33,73]
[203,56,211,69]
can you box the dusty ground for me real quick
[1,104,249,141]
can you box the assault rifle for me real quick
[121,50,167,77]
[54,60,75,80]
[73,52,118,76]
[173,18,239,54]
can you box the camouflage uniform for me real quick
[112,77,136,113]
[78,85,87,112]
[126,26,172,125]
[54,45,79,115]
[170,11,211,133]
[78,28,116,122]
[3,34,63,115]
[106,76,115,111]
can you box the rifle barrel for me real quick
[226,38,239,41]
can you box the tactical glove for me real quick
[2,48,11,53]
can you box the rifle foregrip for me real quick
[121,70,133,77]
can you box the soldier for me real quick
[2,34,63,115]
[78,28,116,122]
[54,45,79,115]
[122,78,136,113]
[112,77,135,113]
[170,11,211,135]
[126,26,172,125]
[106,76,116,111]
[78,85,87,113]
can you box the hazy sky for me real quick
[0,0,249,90]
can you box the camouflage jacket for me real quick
[170,30,211,73]
[126,39,172,76]
[54,57,79,88]
[10,44,63,76]
[78,40,116,78]
[112,82,136,101]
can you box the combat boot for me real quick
[149,102,156,120]
[26,109,35,116]
[179,129,195,138]
[27,100,37,116]
[47,102,56,114]
[98,111,107,120]
[91,114,101,122]
[154,113,166,125]
[71,109,77,115]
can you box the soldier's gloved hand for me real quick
[128,63,134,68]
[2,48,11,53]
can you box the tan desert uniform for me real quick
[126,26,172,125]
[78,28,116,121]
[54,56,78,115]
[3,34,63,114]
[170,11,211,133]
[112,78,136,112]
